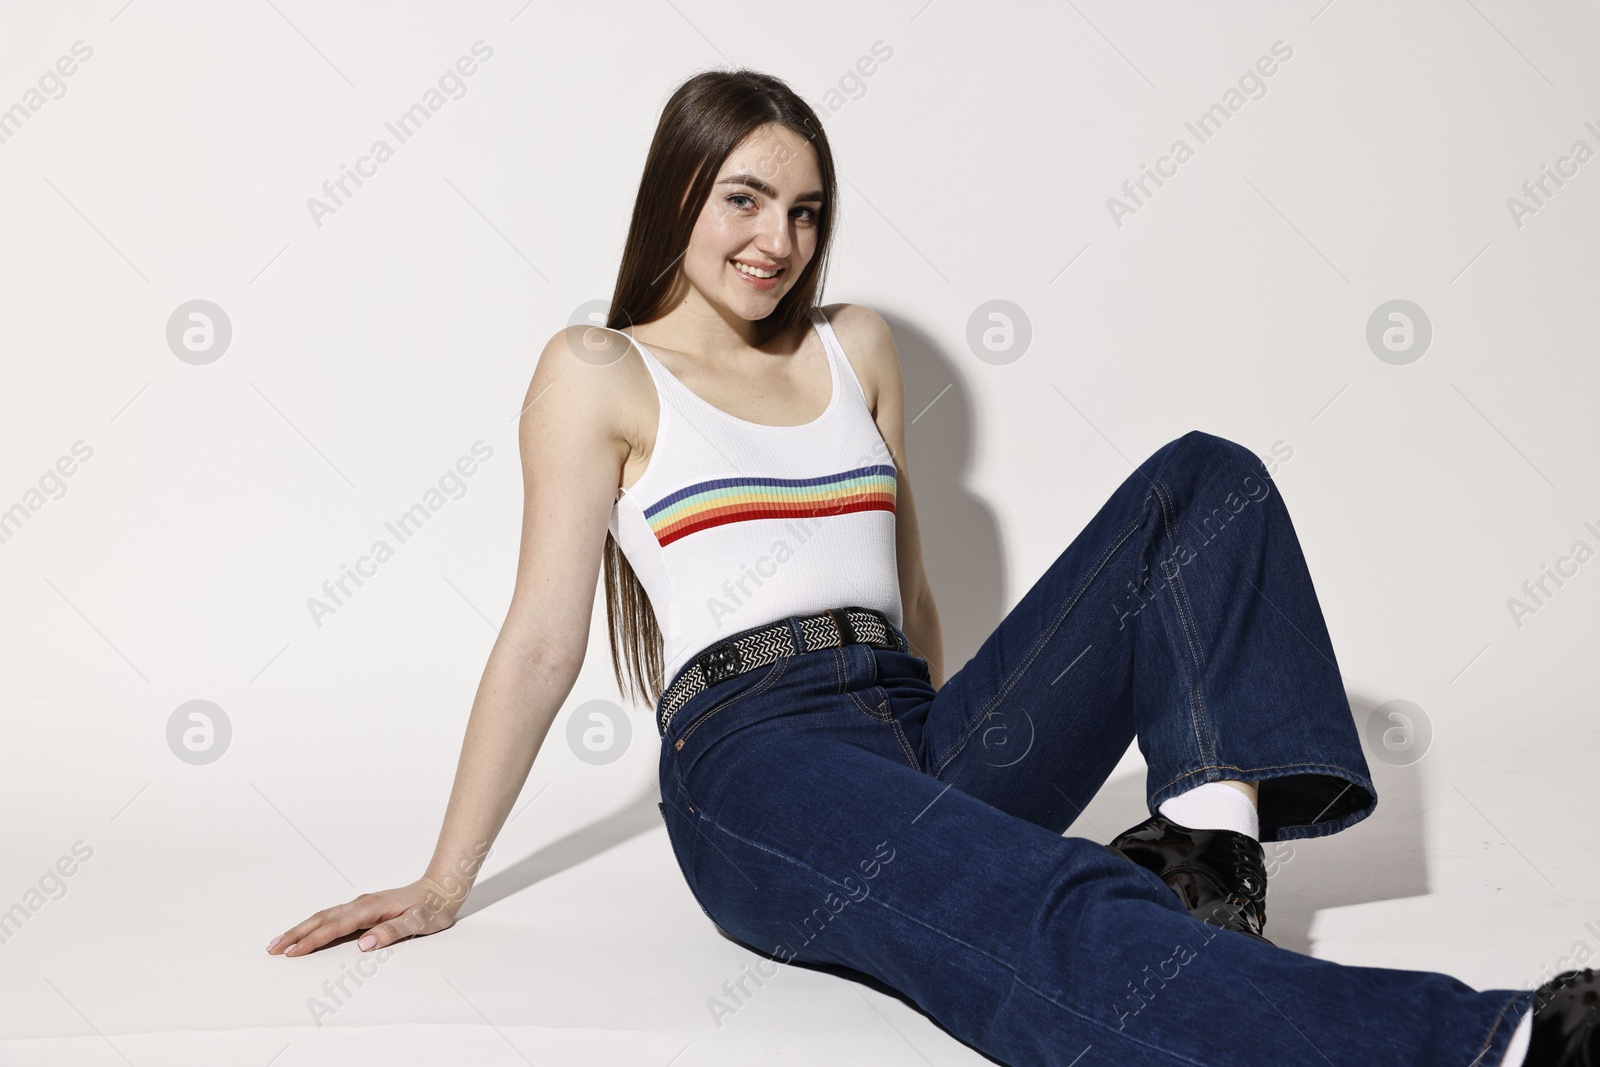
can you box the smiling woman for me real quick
[606,97,837,353]
[266,66,1591,1067]
[587,77,875,704]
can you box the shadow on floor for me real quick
[1063,688,1432,955]
[1258,690,1432,955]
[457,785,663,920]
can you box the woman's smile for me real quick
[731,257,783,290]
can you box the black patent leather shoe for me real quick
[1525,968,1600,1066]
[1106,813,1272,945]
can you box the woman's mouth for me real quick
[731,259,783,291]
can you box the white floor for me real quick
[4,682,1593,1066]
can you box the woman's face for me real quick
[680,123,823,323]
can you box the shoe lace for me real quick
[1227,835,1267,903]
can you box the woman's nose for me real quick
[756,210,793,257]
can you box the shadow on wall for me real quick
[1263,690,1431,955]
[480,330,1434,960]
[878,311,1003,677]
[463,314,998,923]
[1062,688,1431,957]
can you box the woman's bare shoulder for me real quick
[525,324,653,462]
[817,303,899,412]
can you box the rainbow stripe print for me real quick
[644,464,896,547]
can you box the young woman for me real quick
[268,69,1597,1066]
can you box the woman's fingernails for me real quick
[267,935,282,951]
[357,934,377,951]
[284,942,298,955]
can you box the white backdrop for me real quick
[2,1,1597,1063]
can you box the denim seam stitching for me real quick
[669,792,766,905]
[932,512,1140,776]
[668,761,693,817]
[696,812,1213,1067]
[845,685,920,771]
[1151,476,1215,769]
[1151,761,1376,838]
[664,765,702,877]
[1152,760,1370,797]
[888,719,920,772]
[676,656,791,754]
[1467,991,1536,1067]
[884,688,922,771]
[932,513,1145,778]
[1150,478,1207,674]
[850,635,913,765]
[847,689,878,717]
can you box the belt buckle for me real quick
[697,641,743,686]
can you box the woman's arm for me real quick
[420,324,631,893]
[268,325,633,957]
[829,304,945,687]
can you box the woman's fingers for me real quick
[268,883,458,958]
[357,904,441,952]
[267,894,384,956]
[266,909,329,955]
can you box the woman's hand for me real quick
[266,874,466,957]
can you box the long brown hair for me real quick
[601,68,840,711]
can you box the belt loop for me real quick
[827,607,855,647]
[782,613,804,653]
[874,608,905,653]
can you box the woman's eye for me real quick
[725,194,818,224]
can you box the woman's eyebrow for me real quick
[717,173,825,203]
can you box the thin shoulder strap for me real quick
[590,322,639,359]
[592,323,671,388]
[601,324,671,504]
[809,307,869,406]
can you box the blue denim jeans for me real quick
[656,430,1533,1066]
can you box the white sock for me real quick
[1158,781,1260,840]
[1497,1009,1533,1067]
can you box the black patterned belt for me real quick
[657,606,902,735]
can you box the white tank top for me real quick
[605,307,902,687]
